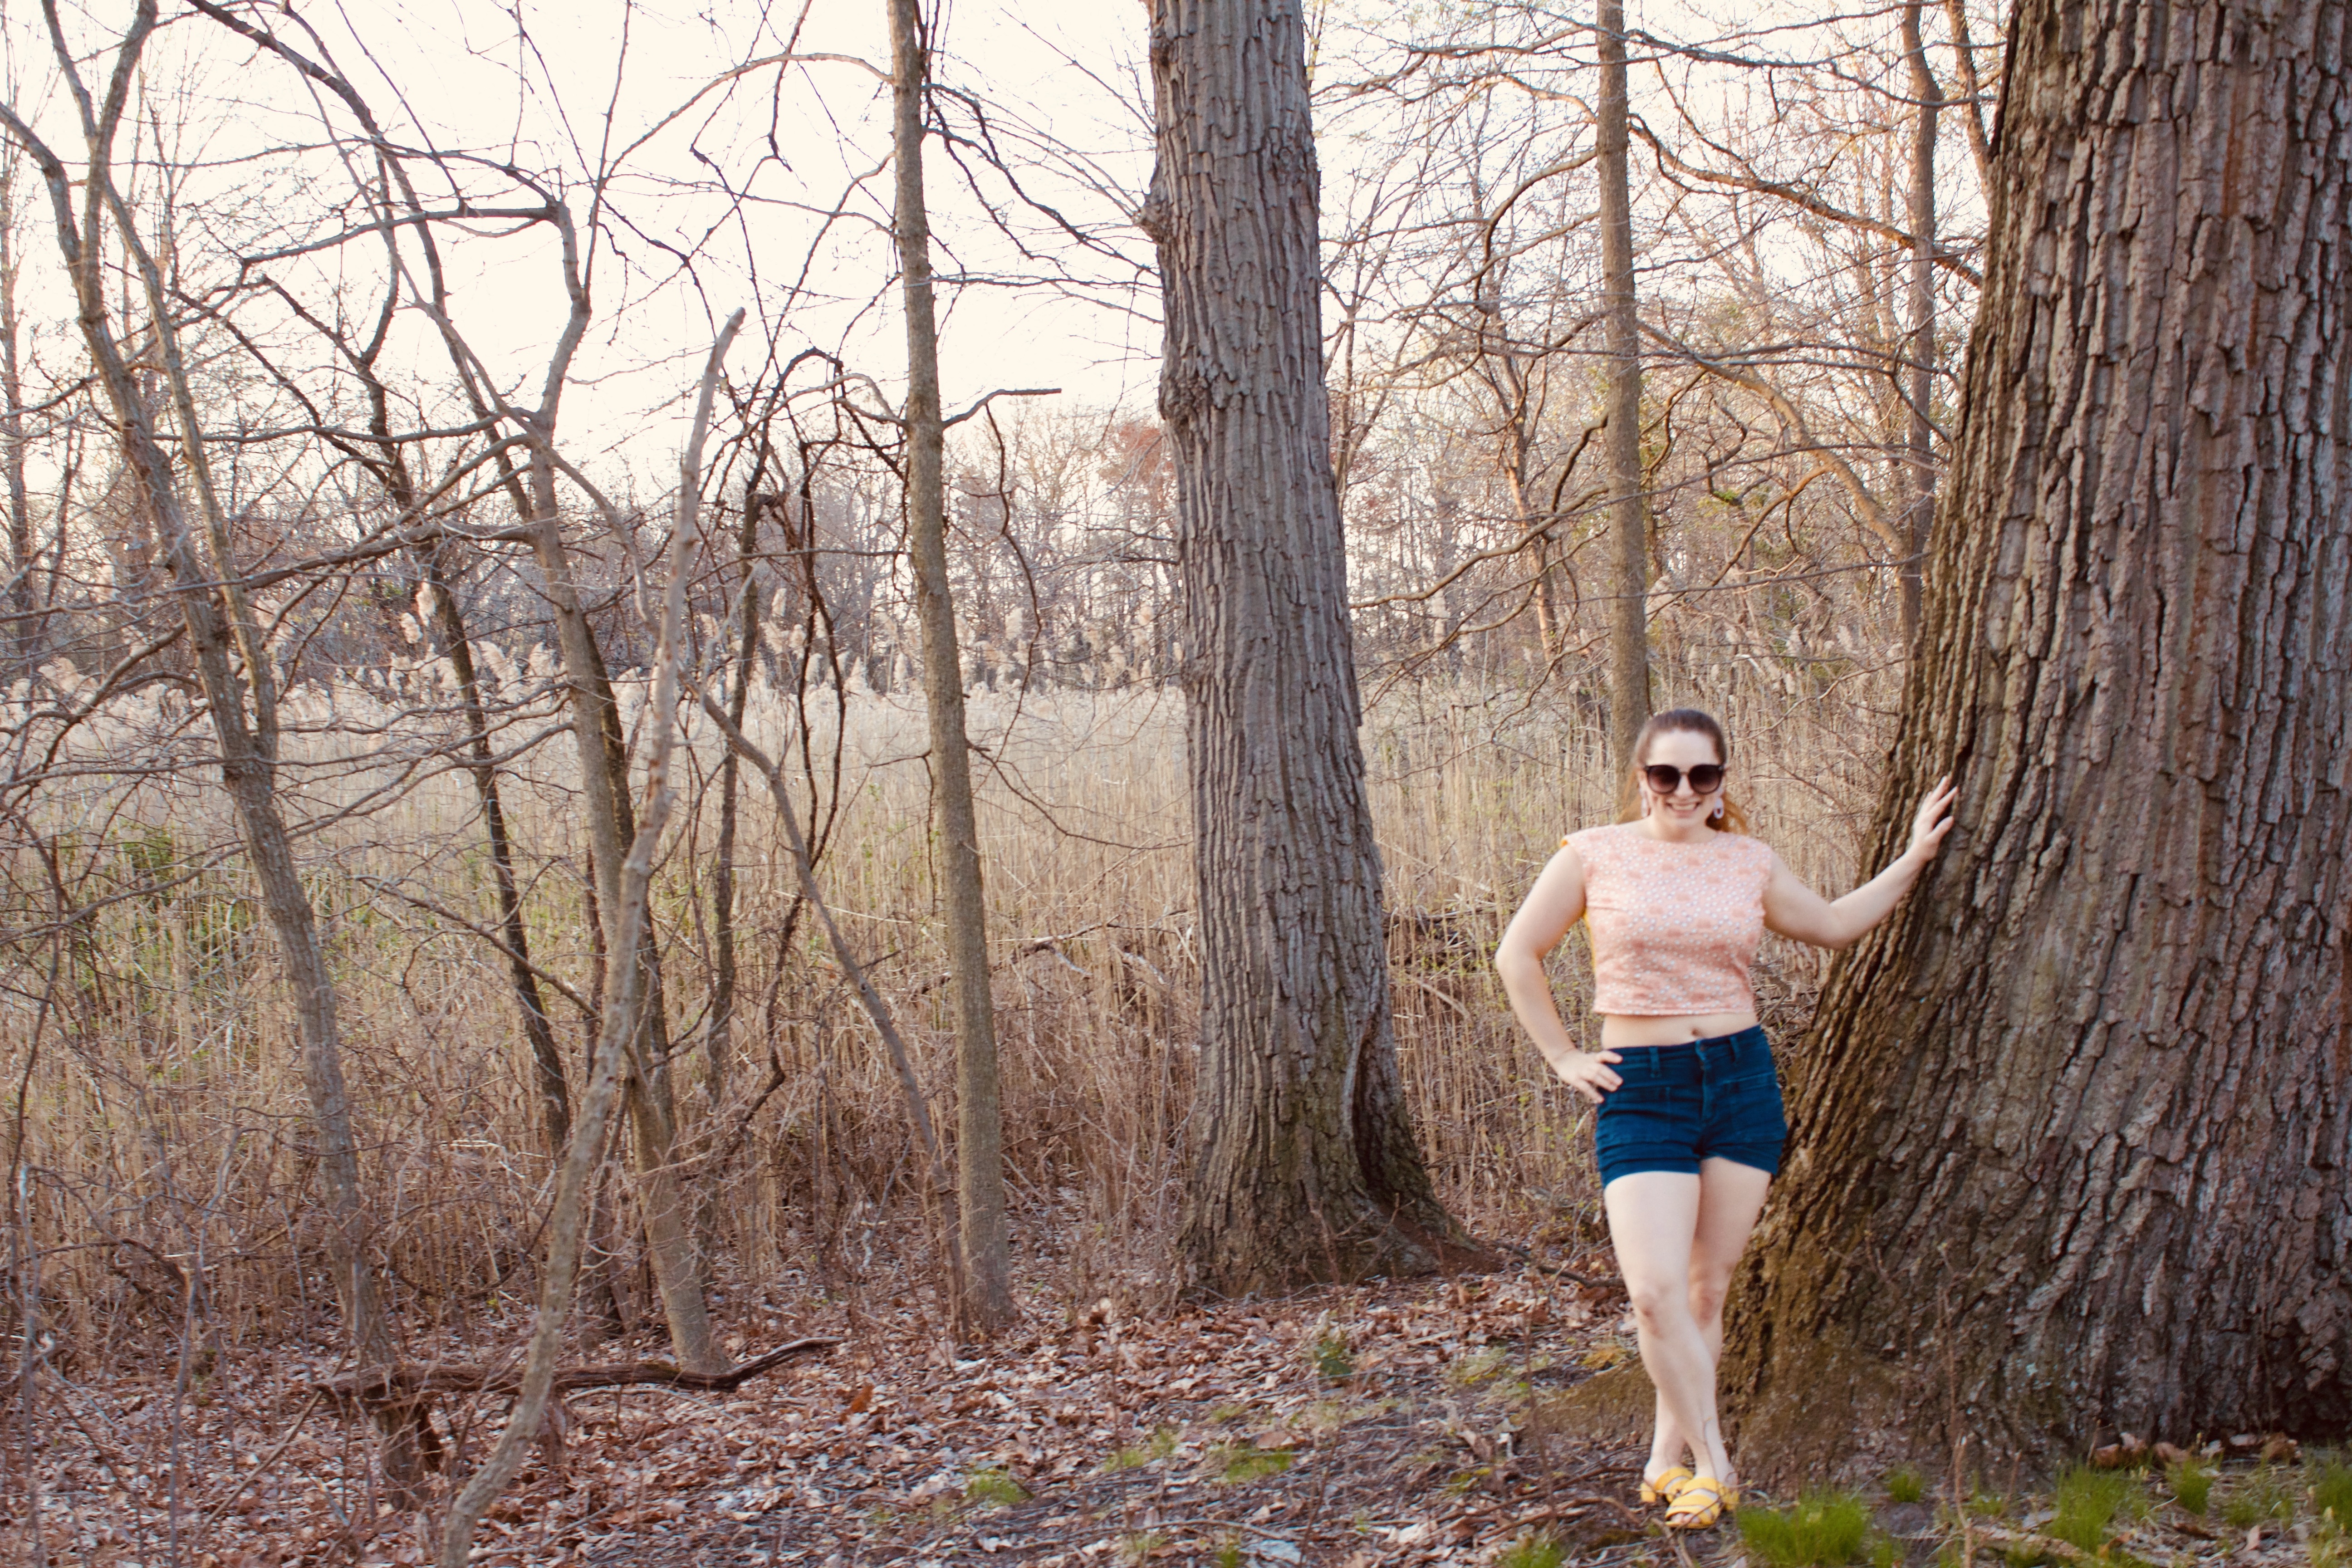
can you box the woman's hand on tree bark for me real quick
[1907,775,1959,863]
[1550,1049,1623,1104]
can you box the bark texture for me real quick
[1726,0,2352,1476]
[1597,0,1653,765]
[1144,0,1480,1295]
[888,0,1013,1331]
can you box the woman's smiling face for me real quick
[1641,728,1726,826]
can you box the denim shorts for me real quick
[1592,1025,1788,1188]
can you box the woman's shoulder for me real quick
[1561,821,1637,854]
[1714,830,1777,870]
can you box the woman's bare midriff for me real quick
[1601,1010,1759,1048]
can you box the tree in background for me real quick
[887,0,1014,1332]
[1728,0,2352,1471]
[1142,0,1481,1293]
[1597,0,1652,763]
[0,0,423,1493]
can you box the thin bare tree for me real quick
[436,310,743,1568]
[0,0,426,1494]
[887,0,1014,1331]
[1597,0,1653,761]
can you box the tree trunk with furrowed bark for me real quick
[1142,0,1486,1295]
[1725,0,2352,1478]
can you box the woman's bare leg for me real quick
[1605,1172,1734,1483]
[1638,1159,1773,1485]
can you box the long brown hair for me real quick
[1614,708,1752,834]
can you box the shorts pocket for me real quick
[1707,1068,1788,1147]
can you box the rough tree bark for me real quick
[1142,0,1482,1294]
[1597,0,1652,765]
[1725,0,2352,1477]
[887,0,1013,1331]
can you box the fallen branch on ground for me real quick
[318,1336,840,1407]
[1506,1494,1650,1531]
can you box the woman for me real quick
[1494,709,1955,1529]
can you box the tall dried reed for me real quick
[0,648,1894,1356]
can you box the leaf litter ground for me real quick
[16,1249,2341,1568]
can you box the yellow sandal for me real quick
[1640,1465,1695,1506]
[1664,1476,1737,1529]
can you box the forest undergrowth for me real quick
[5,672,1900,1563]
[13,1207,2338,1568]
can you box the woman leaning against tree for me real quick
[1494,708,1956,1529]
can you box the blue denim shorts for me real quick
[1592,1026,1788,1188]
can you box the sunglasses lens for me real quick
[1643,764,1725,793]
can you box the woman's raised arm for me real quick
[1763,775,1958,950]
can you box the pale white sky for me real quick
[3,0,1985,503]
[5,0,1163,495]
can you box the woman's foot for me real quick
[1664,1475,1737,1529]
[1640,1464,1695,1506]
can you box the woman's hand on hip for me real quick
[1551,1049,1623,1104]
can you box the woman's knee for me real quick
[1627,1275,1693,1333]
[1686,1275,1730,1325]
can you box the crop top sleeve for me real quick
[1562,822,1775,1016]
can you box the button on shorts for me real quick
[1592,1025,1788,1188]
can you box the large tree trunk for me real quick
[887,0,1014,1332]
[1597,0,1652,765]
[1144,0,1482,1295]
[1725,0,2352,1478]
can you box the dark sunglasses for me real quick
[1643,763,1725,794]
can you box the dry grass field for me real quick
[3,659,1895,1363]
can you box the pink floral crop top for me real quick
[1562,822,1775,1016]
